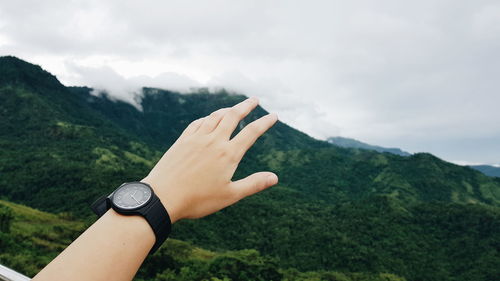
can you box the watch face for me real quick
[112,183,152,210]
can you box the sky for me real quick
[0,0,499,165]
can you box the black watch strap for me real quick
[90,195,110,217]
[143,196,171,253]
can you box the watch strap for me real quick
[91,194,110,217]
[143,196,171,253]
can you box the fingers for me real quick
[181,97,275,144]
[214,97,259,138]
[229,172,278,201]
[230,113,278,157]
[197,108,230,134]
[179,117,205,137]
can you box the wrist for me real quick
[141,177,181,224]
[103,208,155,248]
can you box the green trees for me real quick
[0,205,13,233]
[0,204,14,253]
[2,199,411,281]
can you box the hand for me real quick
[142,97,279,223]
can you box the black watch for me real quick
[91,181,171,254]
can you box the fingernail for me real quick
[267,174,278,186]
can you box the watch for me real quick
[90,181,171,254]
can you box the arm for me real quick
[33,97,278,281]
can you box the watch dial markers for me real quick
[112,183,152,209]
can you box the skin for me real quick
[33,97,279,281]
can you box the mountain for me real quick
[326,136,500,179]
[470,165,500,178]
[1,56,500,281]
[327,136,411,156]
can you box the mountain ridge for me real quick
[327,136,411,156]
[470,164,500,178]
[327,135,500,179]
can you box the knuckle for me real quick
[216,146,229,158]
[189,136,203,146]
[189,118,201,126]
[210,107,228,118]
[212,143,238,162]
[194,117,205,126]
[228,187,242,201]
[208,110,220,118]
[221,146,237,160]
[205,134,218,146]
[210,109,221,117]
[231,144,246,160]
[230,107,244,118]
[229,150,241,162]
[246,123,261,134]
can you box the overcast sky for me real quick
[1,0,499,165]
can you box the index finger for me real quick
[213,97,259,139]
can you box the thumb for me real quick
[230,172,278,200]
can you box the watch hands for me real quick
[130,191,141,204]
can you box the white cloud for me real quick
[1,0,499,163]
[451,160,500,167]
[65,62,201,106]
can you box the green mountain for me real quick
[470,165,500,178]
[327,136,411,157]
[326,136,500,179]
[327,137,500,179]
[1,56,500,281]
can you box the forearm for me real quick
[33,209,155,281]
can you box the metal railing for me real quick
[0,264,30,281]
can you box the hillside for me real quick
[1,56,500,281]
[326,136,500,179]
[327,136,411,156]
[471,165,500,178]
[0,200,85,277]
[0,200,406,281]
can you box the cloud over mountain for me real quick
[1,0,499,163]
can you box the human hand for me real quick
[142,97,278,223]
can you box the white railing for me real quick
[0,264,30,281]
